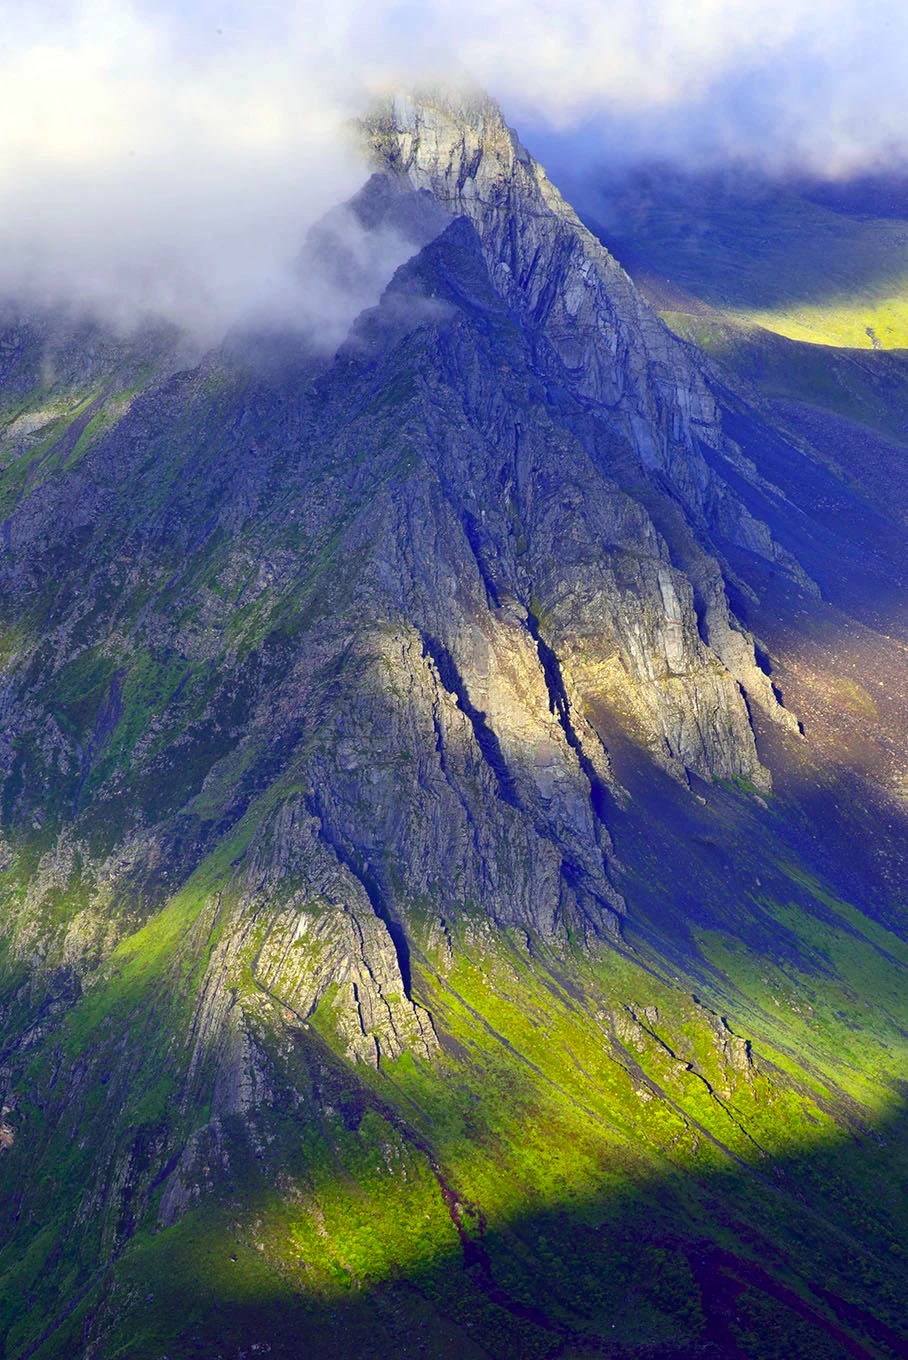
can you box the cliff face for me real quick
[364,91,719,455]
[1,91,907,1360]
[364,92,802,722]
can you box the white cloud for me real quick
[450,0,908,175]
[0,0,904,337]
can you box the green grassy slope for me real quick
[2,807,907,1360]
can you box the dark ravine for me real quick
[420,631,522,810]
[0,89,907,1359]
[524,607,614,829]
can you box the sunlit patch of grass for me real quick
[735,293,908,349]
[4,873,908,1358]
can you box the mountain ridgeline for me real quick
[1,91,908,1359]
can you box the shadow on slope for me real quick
[50,1039,908,1360]
[2,634,908,1360]
[5,717,908,1360]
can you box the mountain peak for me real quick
[362,89,732,450]
[361,92,736,566]
[362,87,544,211]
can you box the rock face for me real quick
[0,90,804,1097]
[1,88,907,1360]
[364,91,719,462]
[0,96,802,1004]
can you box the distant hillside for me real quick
[579,166,908,348]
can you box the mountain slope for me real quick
[573,165,908,348]
[1,91,907,1360]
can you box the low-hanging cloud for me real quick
[2,0,906,341]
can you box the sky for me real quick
[1,0,905,338]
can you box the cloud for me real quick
[453,0,908,176]
[0,2,377,339]
[0,0,904,339]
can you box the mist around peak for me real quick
[2,1,907,345]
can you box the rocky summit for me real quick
[1,89,908,1359]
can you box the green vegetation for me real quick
[2,834,907,1358]
[591,171,908,348]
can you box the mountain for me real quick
[1,90,907,1360]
